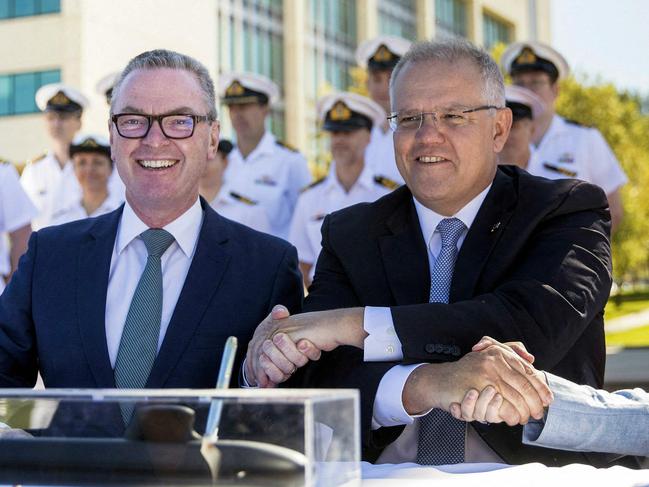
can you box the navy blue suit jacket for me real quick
[0,200,303,389]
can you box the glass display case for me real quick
[0,388,360,486]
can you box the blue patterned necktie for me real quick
[114,228,175,423]
[416,217,467,465]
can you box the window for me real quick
[483,13,511,50]
[378,0,416,41]
[0,69,60,116]
[306,0,357,166]
[435,0,467,38]
[218,0,285,137]
[0,0,60,20]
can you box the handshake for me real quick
[245,305,553,426]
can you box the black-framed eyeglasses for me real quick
[111,113,213,139]
[387,105,501,132]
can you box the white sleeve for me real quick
[372,364,431,429]
[1,165,37,232]
[364,306,403,361]
[586,128,627,194]
[288,194,316,265]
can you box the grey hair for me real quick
[389,38,505,109]
[110,49,218,120]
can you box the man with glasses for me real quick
[501,41,627,232]
[246,39,620,468]
[0,50,302,396]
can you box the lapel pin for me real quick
[490,222,501,233]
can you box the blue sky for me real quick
[551,0,649,95]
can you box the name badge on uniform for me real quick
[254,175,278,186]
[558,152,574,164]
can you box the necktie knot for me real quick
[437,218,466,249]
[140,229,175,258]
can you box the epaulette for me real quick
[26,152,47,165]
[0,157,9,166]
[275,140,299,152]
[374,175,400,190]
[543,163,577,178]
[229,191,258,206]
[564,118,591,128]
[301,177,326,193]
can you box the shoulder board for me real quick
[542,163,577,178]
[229,191,258,206]
[301,177,326,193]
[275,140,299,152]
[374,175,400,190]
[564,118,591,128]
[27,152,47,165]
[0,158,9,165]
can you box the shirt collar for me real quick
[237,131,276,162]
[325,161,375,193]
[116,197,203,258]
[413,183,492,247]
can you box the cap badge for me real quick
[515,47,537,65]
[330,101,352,121]
[80,138,99,148]
[50,91,72,105]
[373,44,394,63]
[226,80,245,97]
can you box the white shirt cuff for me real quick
[240,358,256,388]
[363,306,403,362]
[371,363,429,429]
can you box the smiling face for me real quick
[72,152,112,194]
[110,67,219,223]
[391,59,511,215]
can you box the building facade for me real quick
[0,0,551,167]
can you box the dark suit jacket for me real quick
[0,199,303,390]
[299,165,630,467]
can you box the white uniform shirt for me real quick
[223,132,311,239]
[21,152,125,230]
[0,163,38,294]
[209,189,271,234]
[364,124,405,185]
[289,162,392,281]
[104,198,202,367]
[49,192,123,226]
[527,115,627,194]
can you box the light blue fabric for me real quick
[417,218,467,465]
[523,373,649,456]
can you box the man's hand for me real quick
[245,305,366,387]
[402,339,552,426]
[448,337,553,425]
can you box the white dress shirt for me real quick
[362,184,504,464]
[527,115,627,194]
[50,192,123,226]
[104,198,203,367]
[223,131,311,239]
[21,152,125,230]
[288,162,392,280]
[209,188,271,234]
[0,163,38,294]
[364,124,405,185]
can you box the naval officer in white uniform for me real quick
[355,35,412,185]
[219,72,311,239]
[289,92,395,287]
[501,41,627,231]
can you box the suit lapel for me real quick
[378,188,430,305]
[146,205,231,388]
[77,207,123,388]
[451,168,517,301]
